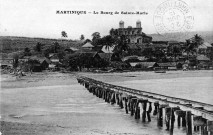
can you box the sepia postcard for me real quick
[0,0,213,135]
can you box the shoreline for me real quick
[0,71,78,89]
[78,70,213,83]
[1,70,212,89]
[1,70,213,135]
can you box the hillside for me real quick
[148,31,213,43]
[0,36,85,53]
[1,31,212,53]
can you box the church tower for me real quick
[136,20,141,28]
[119,20,124,28]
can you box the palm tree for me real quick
[102,35,116,61]
[109,28,114,36]
[91,32,101,44]
[113,35,129,59]
[91,32,100,39]
[61,31,68,47]
[101,35,115,51]
[193,34,203,46]
[119,35,129,52]
[185,34,204,67]
[53,42,60,53]
[80,34,85,40]
[61,31,68,38]
[12,53,19,68]
[186,34,203,56]
[91,32,101,46]
[35,42,42,52]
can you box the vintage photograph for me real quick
[0,0,213,134]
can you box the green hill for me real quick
[0,36,84,53]
[1,31,213,53]
[148,31,213,43]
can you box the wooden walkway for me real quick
[77,76,213,135]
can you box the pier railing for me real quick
[76,76,213,135]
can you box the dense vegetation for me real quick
[0,36,84,53]
[1,30,212,72]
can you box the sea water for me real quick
[1,76,212,134]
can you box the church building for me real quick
[113,20,152,44]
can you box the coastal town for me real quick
[1,0,213,134]
[0,21,213,75]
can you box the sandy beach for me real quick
[0,70,213,135]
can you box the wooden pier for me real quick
[76,76,213,135]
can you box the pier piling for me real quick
[147,102,152,122]
[142,100,147,122]
[182,114,187,127]
[165,107,171,129]
[178,115,181,127]
[124,97,128,114]
[207,121,213,135]
[170,108,175,135]
[158,106,163,127]
[119,94,124,109]
[77,76,213,135]
[153,101,159,116]
[186,111,192,135]
[135,101,140,119]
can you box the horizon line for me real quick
[1,30,213,41]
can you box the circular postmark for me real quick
[153,0,194,35]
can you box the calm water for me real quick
[114,76,213,104]
[1,76,212,134]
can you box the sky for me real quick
[0,0,213,40]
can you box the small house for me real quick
[158,62,177,70]
[78,52,102,68]
[27,58,43,72]
[122,55,147,63]
[27,56,51,71]
[198,42,212,55]
[50,54,60,63]
[122,55,141,62]
[196,55,210,62]
[32,63,43,72]
[0,60,12,69]
[130,62,159,70]
[64,47,79,53]
[38,57,51,70]
[82,42,94,50]
[196,55,210,69]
